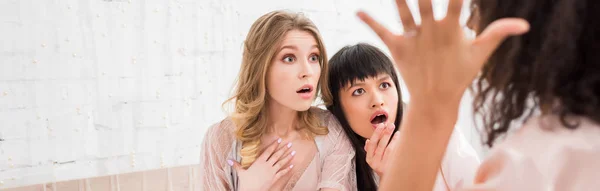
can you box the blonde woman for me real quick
[199,11,356,191]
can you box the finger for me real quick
[382,132,401,164]
[472,18,529,65]
[365,139,374,165]
[418,0,434,24]
[387,132,401,152]
[259,138,282,161]
[395,0,417,30]
[273,150,295,170]
[273,164,294,181]
[357,11,395,45]
[267,142,292,165]
[366,124,385,158]
[227,159,243,172]
[374,124,395,162]
[446,0,464,21]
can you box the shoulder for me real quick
[496,114,600,156]
[440,127,480,188]
[444,127,481,164]
[470,115,600,189]
[310,107,344,136]
[202,118,237,151]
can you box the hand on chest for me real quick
[260,137,318,190]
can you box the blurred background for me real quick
[0,0,480,189]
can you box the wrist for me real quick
[403,99,460,131]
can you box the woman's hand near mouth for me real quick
[365,123,400,177]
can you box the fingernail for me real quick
[287,142,292,148]
[291,151,296,156]
[227,159,233,166]
[277,138,282,143]
[356,11,365,18]
[289,164,294,169]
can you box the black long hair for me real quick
[324,43,403,190]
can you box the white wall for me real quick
[0,0,483,189]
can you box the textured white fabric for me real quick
[459,115,600,191]
[198,107,356,191]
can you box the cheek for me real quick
[341,96,371,136]
[342,102,362,121]
[267,65,288,93]
[386,88,399,105]
[313,63,321,74]
[312,64,322,82]
[385,88,400,120]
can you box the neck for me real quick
[267,100,298,138]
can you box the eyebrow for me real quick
[279,44,319,52]
[347,75,392,89]
[378,76,391,82]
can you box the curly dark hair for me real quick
[472,0,600,147]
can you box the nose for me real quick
[371,92,385,108]
[298,59,314,79]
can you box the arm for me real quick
[355,0,529,189]
[380,101,461,191]
[318,115,357,191]
[198,121,234,191]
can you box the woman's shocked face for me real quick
[339,73,398,138]
[266,30,322,111]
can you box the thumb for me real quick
[227,159,243,172]
[472,18,529,65]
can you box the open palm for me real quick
[358,0,530,106]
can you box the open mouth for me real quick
[296,87,312,93]
[296,84,314,99]
[371,114,388,124]
[370,111,388,125]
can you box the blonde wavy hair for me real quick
[224,10,330,168]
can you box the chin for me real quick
[290,103,312,111]
[297,105,312,111]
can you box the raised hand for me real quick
[356,0,529,190]
[357,0,529,107]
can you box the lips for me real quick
[296,85,313,93]
[296,84,314,99]
[370,110,389,127]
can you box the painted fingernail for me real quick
[289,164,294,169]
[291,151,296,156]
[277,138,282,143]
[227,159,234,166]
[287,142,292,148]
